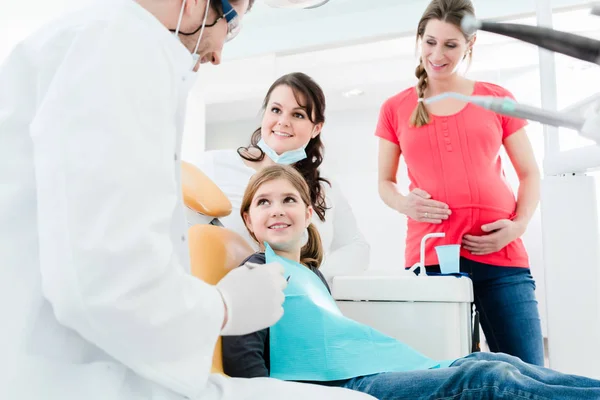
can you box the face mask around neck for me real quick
[257,138,309,165]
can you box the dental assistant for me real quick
[376,0,544,365]
[0,0,373,399]
[197,72,370,284]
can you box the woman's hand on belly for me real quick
[398,188,452,224]
[462,218,526,255]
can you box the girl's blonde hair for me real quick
[241,165,323,269]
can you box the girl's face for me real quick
[260,85,322,155]
[243,178,312,255]
[420,19,473,79]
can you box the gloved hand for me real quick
[216,261,287,336]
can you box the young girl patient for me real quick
[222,164,600,400]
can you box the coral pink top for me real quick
[375,81,529,268]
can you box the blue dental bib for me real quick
[266,244,455,381]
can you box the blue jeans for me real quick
[325,352,600,399]
[426,257,545,366]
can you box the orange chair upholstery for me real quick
[181,161,254,375]
[181,161,232,219]
[188,224,254,374]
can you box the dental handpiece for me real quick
[422,93,587,131]
[461,15,600,65]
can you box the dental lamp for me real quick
[263,0,331,8]
[424,10,600,144]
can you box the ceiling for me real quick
[223,0,598,59]
[199,4,600,124]
[1,0,597,125]
[1,0,595,58]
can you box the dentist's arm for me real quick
[29,26,283,398]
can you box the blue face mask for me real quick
[257,138,308,165]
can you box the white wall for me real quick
[206,117,260,151]
[182,89,207,165]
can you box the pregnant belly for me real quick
[405,204,520,267]
[407,204,516,245]
[446,204,516,236]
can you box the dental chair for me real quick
[182,161,254,375]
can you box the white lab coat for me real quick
[0,1,374,399]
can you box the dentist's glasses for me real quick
[205,0,241,42]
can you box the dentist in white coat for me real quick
[0,0,374,399]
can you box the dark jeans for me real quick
[425,257,545,366]
[322,352,600,400]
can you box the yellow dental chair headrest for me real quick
[182,161,232,218]
[181,161,254,375]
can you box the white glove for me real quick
[216,261,287,336]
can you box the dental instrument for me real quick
[264,0,331,8]
[422,9,600,145]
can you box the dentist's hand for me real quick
[399,189,451,224]
[217,261,287,336]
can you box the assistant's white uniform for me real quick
[0,1,374,398]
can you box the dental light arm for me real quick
[461,14,600,65]
[263,0,331,8]
[422,94,586,131]
[422,93,600,144]
[443,8,600,144]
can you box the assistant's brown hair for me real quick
[237,72,330,222]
